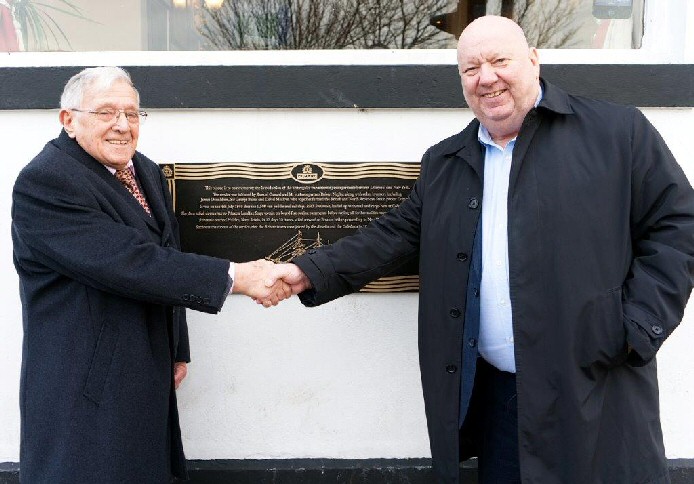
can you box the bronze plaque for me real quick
[162,162,420,292]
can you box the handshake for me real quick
[232,259,312,307]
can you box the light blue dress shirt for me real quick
[478,86,543,373]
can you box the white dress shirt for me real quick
[478,86,543,373]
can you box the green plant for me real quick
[11,0,93,51]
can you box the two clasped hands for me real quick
[232,260,311,307]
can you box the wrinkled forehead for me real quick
[82,80,140,108]
[459,40,529,71]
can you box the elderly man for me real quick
[269,15,694,484]
[12,66,289,483]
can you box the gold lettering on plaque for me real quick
[166,162,421,292]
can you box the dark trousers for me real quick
[460,358,521,484]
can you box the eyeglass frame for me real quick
[70,108,148,125]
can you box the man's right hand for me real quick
[258,263,312,305]
[232,259,292,307]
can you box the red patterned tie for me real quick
[115,168,151,215]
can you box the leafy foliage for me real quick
[11,0,93,51]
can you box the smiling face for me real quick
[60,79,140,170]
[457,16,540,145]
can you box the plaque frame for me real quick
[163,162,421,292]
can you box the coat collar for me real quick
[440,77,574,159]
[536,78,574,115]
[51,130,164,234]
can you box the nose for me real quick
[112,111,129,131]
[478,63,498,85]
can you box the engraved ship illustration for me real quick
[265,230,419,292]
[266,230,325,263]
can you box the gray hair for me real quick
[60,66,140,109]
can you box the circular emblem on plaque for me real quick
[161,165,174,178]
[291,163,324,184]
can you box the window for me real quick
[1,0,644,52]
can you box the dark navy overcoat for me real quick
[294,80,694,483]
[12,131,230,483]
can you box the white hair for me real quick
[60,66,140,109]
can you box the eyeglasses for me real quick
[71,108,148,125]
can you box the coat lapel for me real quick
[134,156,172,240]
[441,121,485,182]
[118,170,161,233]
[509,108,542,193]
[456,141,485,182]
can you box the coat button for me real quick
[457,252,468,262]
[468,338,477,347]
[474,288,480,297]
[446,365,457,374]
[449,308,461,318]
[468,198,479,209]
[651,325,663,335]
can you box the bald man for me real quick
[269,16,694,484]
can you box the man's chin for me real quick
[100,157,133,170]
[481,105,514,121]
[106,152,135,167]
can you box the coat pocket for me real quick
[577,287,628,369]
[83,319,120,405]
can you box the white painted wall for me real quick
[1,104,693,463]
[1,0,692,465]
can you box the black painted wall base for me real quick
[2,64,693,110]
[184,458,444,483]
[1,458,693,483]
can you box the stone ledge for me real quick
[2,458,693,483]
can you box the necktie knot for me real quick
[115,168,151,215]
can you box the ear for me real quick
[59,109,77,138]
[528,47,540,64]
[529,47,540,78]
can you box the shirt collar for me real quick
[105,160,134,175]
[478,83,544,148]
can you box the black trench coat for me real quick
[294,80,694,483]
[12,132,231,483]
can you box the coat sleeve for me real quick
[11,155,231,314]
[294,155,427,306]
[623,107,694,365]
[154,168,193,362]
